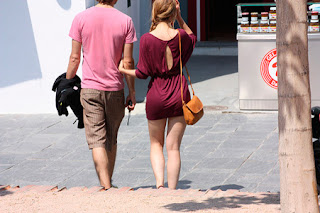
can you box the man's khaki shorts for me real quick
[80,88,125,151]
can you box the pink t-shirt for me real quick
[69,7,137,91]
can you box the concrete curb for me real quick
[0,184,280,198]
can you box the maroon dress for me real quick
[135,29,197,120]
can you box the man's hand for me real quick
[126,93,136,111]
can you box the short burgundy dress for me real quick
[135,29,197,120]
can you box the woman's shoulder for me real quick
[178,29,196,39]
[178,28,189,36]
[140,33,156,44]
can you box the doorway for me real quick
[202,0,267,41]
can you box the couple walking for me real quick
[66,0,196,190]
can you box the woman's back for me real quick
[136,29,196,79]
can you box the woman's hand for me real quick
[118,59,125,73]
[118,59,137,77]
[175,0,181,18]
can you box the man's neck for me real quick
[96,3,114,8]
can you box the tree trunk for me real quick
[277,0,319,212]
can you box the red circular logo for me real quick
[260,48,277,89]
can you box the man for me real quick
[66,0,136,189]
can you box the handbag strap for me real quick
[178,30,195,105]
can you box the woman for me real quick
[118,0,196,189]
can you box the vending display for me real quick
[238,4,320,33]
[309,11,320,32]
[236,2,320,110]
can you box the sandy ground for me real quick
[0,189,281,213]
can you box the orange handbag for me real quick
[178,31,204,125]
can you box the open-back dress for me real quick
[135,28,197,120]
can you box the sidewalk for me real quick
[0,55,281,212]
[0,112,279,192]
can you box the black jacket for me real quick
[52,73,84,129]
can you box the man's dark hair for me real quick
[97,0,114,4]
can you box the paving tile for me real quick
[236,160,277,175]
[226,173,266,184]
[198,132,230,142]
[59,147,91,162]
[58,169,99,189]
[180,169,233,189]
[219,139,262,150]
[262,174,280,185]
[112,170,154,188]
[183,141,219,154]
[196,157,247,170]
[180,151,210,161]
[0,165,14,172]
[206,148,254,159]
[3,134,69,154]
[237,123,277,133]
[228,131,270,141]
[254,183,280,193]
[182,134,204,144]
[0,153,27,165]
[121,156,152,170]
[250,146,278,162]
[208,123,242,133]
[29,147,73,160]
[184,126,212,136]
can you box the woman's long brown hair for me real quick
[150,0,177,32]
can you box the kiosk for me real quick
[237,3,320,110]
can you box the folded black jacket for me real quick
[52,73,84,129]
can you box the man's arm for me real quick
[123,43,136,111]
[66,40,82,79]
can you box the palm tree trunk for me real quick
[277,0,319,212]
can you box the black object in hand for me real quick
[128,100,133,109]
[127,100,132,126]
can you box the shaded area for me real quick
[0,1,41,88]
[0,189,13,197]
[163,192,280,212]
[211,184,244,191]
[134,180,192,190]
[176,180,192,189]
[56,0,71,10]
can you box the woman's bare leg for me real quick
[166,116,186,189]
[148,118,167,188]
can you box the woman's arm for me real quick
[66,40,82,79]
[175,0,193,35]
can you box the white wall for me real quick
[0,0,85,113]
[0,0,150,114]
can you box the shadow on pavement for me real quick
[0,190,13,197]
[186,56,238,84]
[163,192,280,212]
[176,180,192,189]
[133,185,156,190]
[135,180,193,190]
[211,184,244,191]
